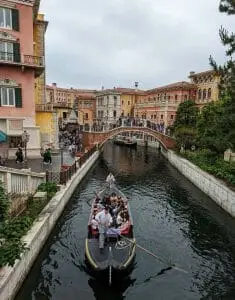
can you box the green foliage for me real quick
[0,181,9,221]
[0,190,50,268]
[182,150,235,185]
[174,100,199,129]
[37,181,57,199]
[208,0,235,151]
[197,101,228,153]
[0,240,27,267]
[174,127,197,150]
[173,100,199,150]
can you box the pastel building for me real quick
[0,0,45,158]
[96,89,121,128]
[134,81,197,128]
[189,70,220,109]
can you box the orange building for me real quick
[134,81,197,129]
[0,0,45,158]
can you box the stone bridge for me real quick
[82,126,176,150]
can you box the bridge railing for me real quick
[83,117,172,136]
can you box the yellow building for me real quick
[115,88,145,117]
[189,70,220,109]
[34,14,59,149]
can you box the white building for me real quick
[96,89,121,128]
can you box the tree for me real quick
[208,0,235,151]
[174,100,199,129]
[173,100,199,150]
[197,102,227,153]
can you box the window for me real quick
[203,89,207,100]
[128,101,130,105]
[0,41,13,61]
[161,114,163,119]
[175,95,178,101]
[208,88,211,99]
[198,89,202,100]
[0,7,12,29]
[9,136,23,148]
[62,112,67,119]
[184,94,188,100]
[170,115,174,120]
[113,110,117,118]
[85,113,88,120]
[0,87,15,106]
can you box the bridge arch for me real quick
[82,127,176,150]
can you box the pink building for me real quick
[0,0,44,158]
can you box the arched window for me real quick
[184,94,188,101]
[198,89,202,100]
[208,88,211,99]
[203,89,207,100]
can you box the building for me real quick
[189,70,220,109]
[96,89,121,129]
[74,89,96,130]
[0,0,46,158]
[134,81,197,129]
[114,87,145,117]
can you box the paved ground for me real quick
[6,151,75,173]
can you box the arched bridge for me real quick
[82,126,176,150]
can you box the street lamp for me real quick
[59,141,64,166]
[22,130,30,163]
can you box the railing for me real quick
[0,52,44,67]
[36,103,54,112]
[84,117,170,135]
[0,166,45,195]
[23,55,44,67]
[46,146,97,185]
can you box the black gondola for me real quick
[113,135,137,147]
[85,174,136,284]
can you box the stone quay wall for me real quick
[0,151,100,300]
[164,150,235,217]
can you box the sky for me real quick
[40,0,235,90]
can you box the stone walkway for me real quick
[6,151,75,173]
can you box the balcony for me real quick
[0,52,45,77]
[36,104,54,112]
[53,103,73,109]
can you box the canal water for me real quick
[15,143,235,300]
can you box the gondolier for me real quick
[95,206,112,252]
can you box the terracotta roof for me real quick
[189,70,217,78]
[147,81,197,94]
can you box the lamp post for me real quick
[22,130,30,163]
[59,141,64,166]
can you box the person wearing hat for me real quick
[95,206,112,253]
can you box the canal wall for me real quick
[0,151,100,300]
[165,150,235,218]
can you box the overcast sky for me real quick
[40,0,235,90]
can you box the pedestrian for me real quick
[95,206,112,253]
[15,147,23,163]
[43,148,52,165]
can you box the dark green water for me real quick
[15,143,235,300]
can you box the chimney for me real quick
[189,71,195,77]
[102,86,104,90]
[134,81,139,91]
[52,82,57,87]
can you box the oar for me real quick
[110,228,188,274]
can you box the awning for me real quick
[0,131,7,143]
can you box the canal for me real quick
[16,143,235,299]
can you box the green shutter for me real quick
[0,88,1,107]
[12,9,20,31]
[13,43,20,63]
[15,88,22,108]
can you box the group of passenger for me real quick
[91,192,130,253]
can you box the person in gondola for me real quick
[95,206,112,253]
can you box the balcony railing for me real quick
[36,104,54,112]
[0,52,45,68]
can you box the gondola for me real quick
[113,135,137,147]
[85,174,136,284]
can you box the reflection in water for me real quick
[15,143,235,300]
